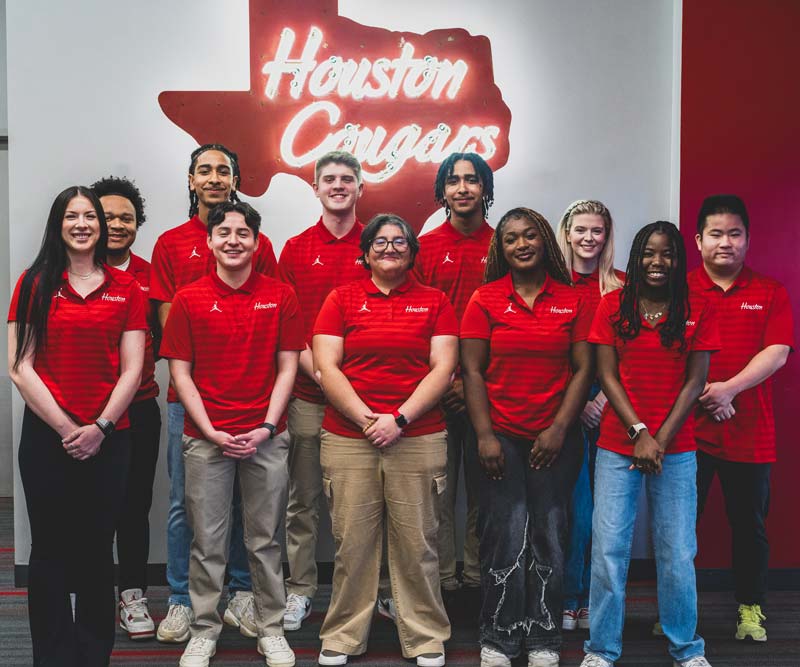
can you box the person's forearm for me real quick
[724,344,790,395]
[264,352,300,426]
[157,301,171,330]
[462,367,494,439]
[656,352,710,448]
[551,365,594,432]
[298,346,316,381]
[598,364,642,431]
[10,365,77,436]
[317,364,373,430]
[398,366,453,424]
[99,331,145,424]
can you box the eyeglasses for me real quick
[371,237,409,253]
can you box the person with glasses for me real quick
[312,214,459,667]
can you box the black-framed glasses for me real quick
[371,237,409,253]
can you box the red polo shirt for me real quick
[589,290,720,456]
[278,218,365,403]
[160,270,304,439]
[313,276,458,438]
[126,253,159,403]
[571,268,626,316]
[460,273,591,440]
[413,219,494,321]
[8,266,148,430]
[689,266,794,463]
[150,215,278,401]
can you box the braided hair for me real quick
[188,143,241,218]
[614,221,689,350]
[484,207,571,285]
[434,152,494,218]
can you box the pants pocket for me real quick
[433,473,447,496]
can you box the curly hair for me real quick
[91,176,146,227]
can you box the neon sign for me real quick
[159,0,511,229]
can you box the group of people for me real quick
[7,145,792,667]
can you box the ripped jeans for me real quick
[477,427,582,657]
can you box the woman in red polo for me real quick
[8,186,146,666]
[313,213,458,667]
[460,207,594,667]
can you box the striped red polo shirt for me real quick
[160,270,304,439]
[689,266,794,463]
[313,276,458,438]
[278,218,365,403]
[460,272,591,440]
[413,219,494,321]
[589,290,720,456]
[126,252,159,403]
[8,266,148,430]
[571,268,626,316]
[150,214,278,401]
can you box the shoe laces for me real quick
[165,604,191,627]
[740,604,766,624]
[530,649,559,658]
[680,657,710,667]
[286,593,308,613]
[231,592,254,617]
[185,637,213,656]
[582,655,611,667]
[124,596,150,619]
[262,635,289,652]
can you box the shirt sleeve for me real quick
[255,234,278,278]
[459,289,490,339]
[588,294,617,345]
[123,280,148,332]
[148,236,175,303]
[313,289,346,337]
[764,284,795,350]
[571,295,592,343]
[277,241,295,287]
[160,293,194,362]
[433,291,459,336]
[279,286,306,351]
[690,297,721,352]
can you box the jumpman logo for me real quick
[504,303,516,314]
[55,288,66,299]
[442,252,455,264]
[358,301,371,313]
[189,246,201,259]
[312,255,324,266]
[210,301,222,313]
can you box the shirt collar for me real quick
[362,273,415,296]
[314,216,364,244]
[501,271,555,304]
[209,267,260,295]
[59,265,113,298]
[571,268,599,287]
[698,264,753,291]
[190,215,206,234]
[440,218,494,242]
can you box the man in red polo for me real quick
[161,201,303,667]
[277,151,366,631]
[91,176,161,640]
[412,152,495,592]
[689,194,794,643]
[150,144,277,643]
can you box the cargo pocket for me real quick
[433,473,447,496]
[322,476,333,511]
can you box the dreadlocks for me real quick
[434,152,494,218]
[188,143,241,218]
[484,207,571,285]
[615,221,689,350]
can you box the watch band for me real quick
[261,422,277,438]
[627,422,648,441]
[392,410,408,428]
[95,418,115,437]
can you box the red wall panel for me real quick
[681,0,800,567]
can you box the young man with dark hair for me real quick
[150,144,278,642]
[412,152,495,593]
[690,194,794,643]
[277,150,366,631]
[161,200,303,667]
[90,176,161,640]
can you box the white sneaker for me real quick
[223,591,257,638]
[480,645,512,667]
[417,653,445,667]
[258,635,296,667]
[577,607,590,630]
[119,588,155,640]
[674,658,712,667]
[179,636,216,667]
[376,597,397,623]
[528,649,559,667]
[562,609,578,631]
[580,654,614,667]
[283,593,312,631]
[318,649,348,666]
[157,603,194,643]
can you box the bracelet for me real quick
[260,422,277,438]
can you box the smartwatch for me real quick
[260,422,277,438]
[95,418,116,437]
[627,422,648,441]
[392,410,408,428]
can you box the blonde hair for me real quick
[557,199,623,295]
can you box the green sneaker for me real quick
[735,604,767,642]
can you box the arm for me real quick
[7,323,79,437]
[699,344,790,418]
[236,350,300,448]
[530,341,595,469]
[168,358,252,458]
[62,329,146,460]
[581,389,607,429]
[364,334,458,447]
[157,301,171,330]
[461,338,504,480]
[653,350,711,450]
[298,345,320,385]
[313,334,375,431]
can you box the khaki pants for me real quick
[183,432,289,639]
[285,397,326,598]
[319,429,450,658]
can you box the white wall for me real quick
[6,0,678,565]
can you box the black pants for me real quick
[18,408,130,667]
[116,398,161,593]
[697,449,771,606]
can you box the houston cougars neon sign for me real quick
[159,0,511,229]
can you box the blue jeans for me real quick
[478,427,582,658]
[585,448,705,663]
[166,402,251,606]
